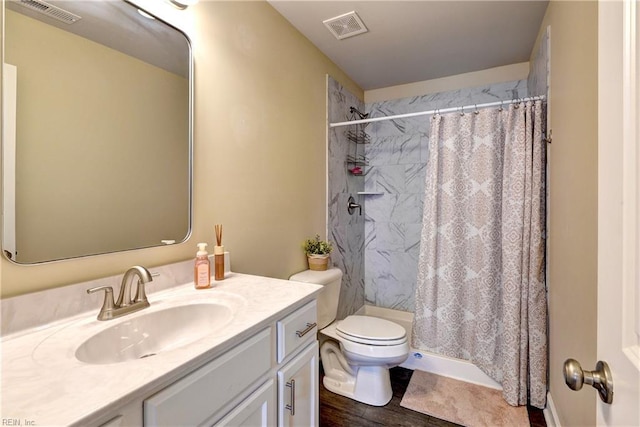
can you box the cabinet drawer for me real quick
[277,301,317,363]
[144,328,272,426]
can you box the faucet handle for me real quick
[347,196,362,216]
[87,286,115,320]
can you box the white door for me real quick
[597,0,640,425]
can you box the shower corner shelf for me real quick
[357,191,384,196]
[345,129,371,144]
[345,106,371,176]
[346,159,368,166]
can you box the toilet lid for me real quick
[336,315,407,346]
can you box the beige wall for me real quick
[364,62,530,103]
[0,1,362,297]
[533,1,598,425]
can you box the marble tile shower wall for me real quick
[327,76,365,320]
[528,26,550,98]
[363,80,528,312]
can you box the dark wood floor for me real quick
[319,365,547,427]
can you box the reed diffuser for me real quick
[214,224,225,281]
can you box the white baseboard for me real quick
[544,391,561,427]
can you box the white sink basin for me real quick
[30,290,247,366]
[75,302,234,364]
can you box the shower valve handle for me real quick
[347,196,361,216]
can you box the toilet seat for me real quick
[336,315,407,346]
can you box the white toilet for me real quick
[289,267,409,406]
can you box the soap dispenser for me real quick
[194,243,211,289]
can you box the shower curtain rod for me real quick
[329,95,546,128]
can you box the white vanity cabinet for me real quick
[277,342,319,427]
[97,398,144,427]
[276,301,319,427]
[0,272,323,427]
[143,328,274,426]
[213,379,275,426]
[137,299,318,427]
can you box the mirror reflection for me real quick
[2,0,192,264]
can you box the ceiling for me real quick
[6,0,189,77]
[268,1,549,91]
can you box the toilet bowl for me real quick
[320,315,409,406]
[289,268,409,406]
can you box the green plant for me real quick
[303,234,333,256]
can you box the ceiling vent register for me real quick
[323,11,368,40]
[16,0,81,24]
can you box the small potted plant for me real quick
[303,234,333,271]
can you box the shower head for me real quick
[349,106,369,120]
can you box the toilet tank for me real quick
[289,267,342,329]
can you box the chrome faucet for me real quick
[87,266,153,321]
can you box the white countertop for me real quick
[1,273,321,426]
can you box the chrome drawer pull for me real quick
[295,322,317,338]
[285,379,296,415]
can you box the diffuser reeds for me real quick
[215,224,223,246]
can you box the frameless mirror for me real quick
[2,0,192,264]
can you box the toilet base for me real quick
[321,341,393,406]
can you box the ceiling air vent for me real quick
[323,11,368,40]
[16,0,81,24]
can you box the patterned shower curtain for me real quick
[412,100,547,408]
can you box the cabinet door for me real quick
[95,398,143,427]
[144,329,272,426]
[277,341,318,427]
[212,379,275,427]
